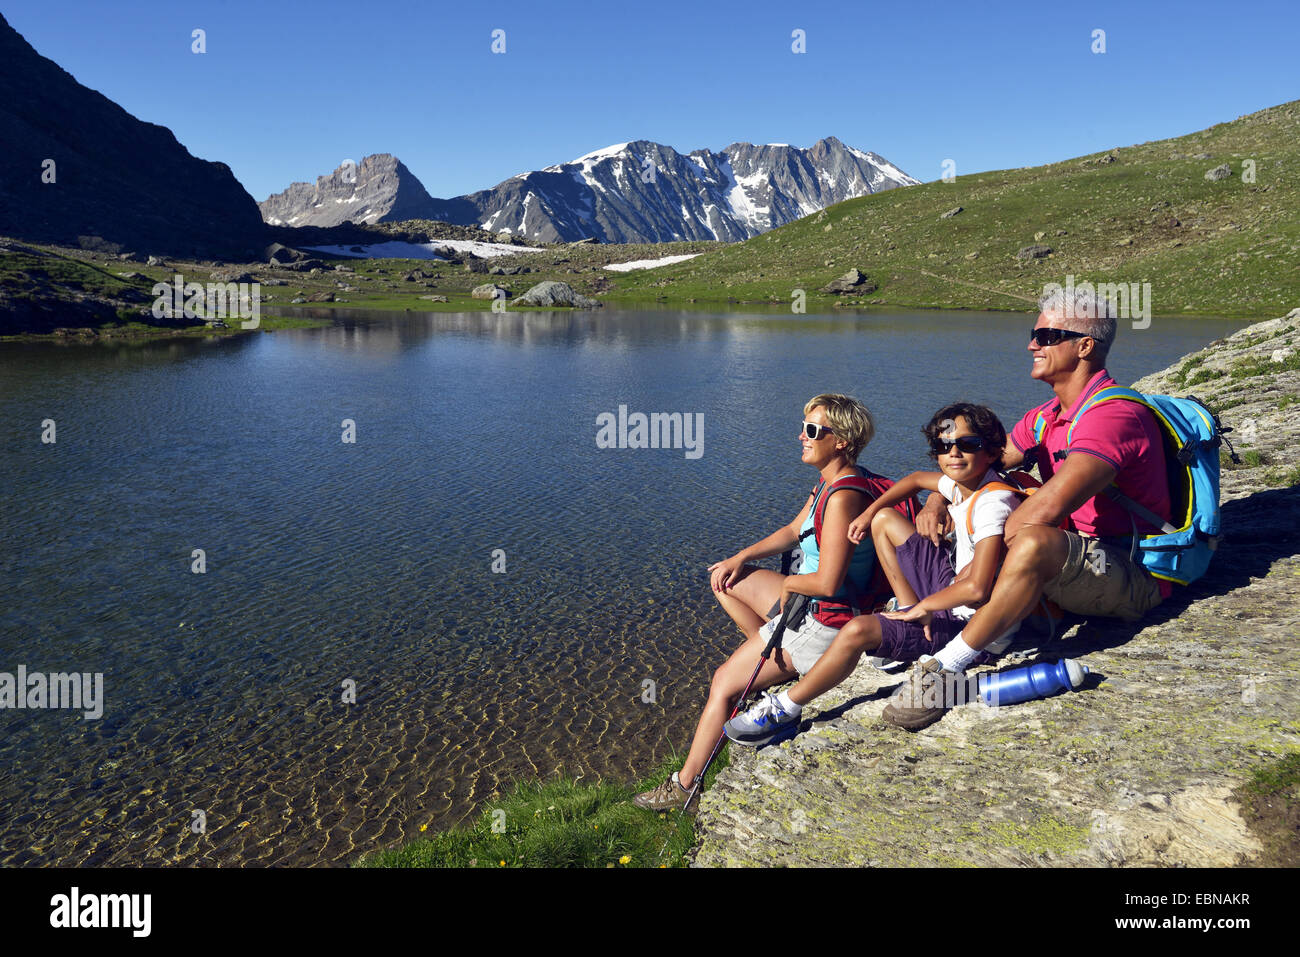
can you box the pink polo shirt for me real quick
[1010,370,1172,541]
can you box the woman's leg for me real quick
[678,629,799,785]
[871,509,921,608]
[711,566,785,638]
[786,614,883,707]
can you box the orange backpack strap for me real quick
[964,481,1037,536]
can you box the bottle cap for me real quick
[1063,659,1090,689]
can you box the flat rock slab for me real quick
[695,314,1300,867]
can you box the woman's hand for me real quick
[882,604,935,642]
[708,555,747,592]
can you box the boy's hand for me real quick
[882,604,934,642]
[847,505,878,543]
[915,497,953,546]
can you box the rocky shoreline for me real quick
[694,312,1300,867]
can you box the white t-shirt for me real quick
[938,469,1021,619]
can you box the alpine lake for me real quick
[0,306,1249,865]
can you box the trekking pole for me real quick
[683,593,810,812]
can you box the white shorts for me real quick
[758,612,841,676]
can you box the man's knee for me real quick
[1005,525,1067,576]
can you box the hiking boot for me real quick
[724,691,800,747]
[632,771,695,811]
[881,656,973,731]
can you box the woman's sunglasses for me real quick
[802,421,836,440]
[931,435,985,455]
[1030,327,1090,347]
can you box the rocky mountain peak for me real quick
[0,12,266,258]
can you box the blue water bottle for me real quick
[978,659,1090,707]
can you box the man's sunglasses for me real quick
[1030,327,1091,347]
[931,435,985,455]
[802,421,836,440]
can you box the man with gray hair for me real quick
[882,287,1171,730]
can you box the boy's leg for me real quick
[786,615,883,706]
[871,509,921,608]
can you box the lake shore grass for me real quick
[357,751,727,869]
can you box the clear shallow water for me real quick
[0,307,1248,865]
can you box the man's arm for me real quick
[1003,452,1116,542]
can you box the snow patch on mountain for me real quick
[604,253,702,272]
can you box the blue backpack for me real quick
[1032,387,1238,586]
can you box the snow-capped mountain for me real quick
[259,138,919,243]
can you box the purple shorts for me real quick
[875,534,968,663]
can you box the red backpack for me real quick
[787,467,919,627]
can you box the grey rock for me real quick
[510,280,602,309]
[940,206,963,219]
[264,243,306,264]
[146,255,166,267]
[471,283,511,300]
[820,268,877,295]
[1205,164,1232,181]
[1016,244,1053,260]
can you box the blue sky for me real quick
[4,0,1296,201]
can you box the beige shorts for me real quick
[759,612,840,675]
[1043,533,1163,621]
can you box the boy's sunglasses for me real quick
[1030,327,1091,347]
[802,421,835,440]
[931,435,985,455]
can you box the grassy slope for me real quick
[607,100,1300,318]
